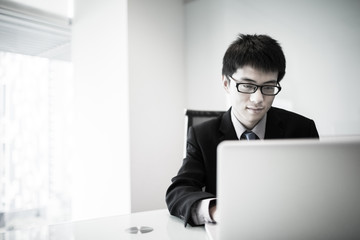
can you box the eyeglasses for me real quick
[227,76,282,96]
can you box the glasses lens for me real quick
[262,86,279,95]
[238,84,257,93]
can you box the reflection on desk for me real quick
[0,209,208,240]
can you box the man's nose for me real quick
[249,88,264,103]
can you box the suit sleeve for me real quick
[165,126,215,227]
[309,119,320,138]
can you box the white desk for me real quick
[1,209,208,240]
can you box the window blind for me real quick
[0,1,71,61]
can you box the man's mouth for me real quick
[246,106,264,113]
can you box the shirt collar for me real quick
[230,109,267,140]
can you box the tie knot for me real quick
[240,130,259,140]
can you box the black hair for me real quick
[222,34,286,82]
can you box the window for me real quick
[0,1,73,232]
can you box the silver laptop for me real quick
[206,137,360,240]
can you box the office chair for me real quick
[183,109,226,157]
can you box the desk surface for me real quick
[1,209,208,240]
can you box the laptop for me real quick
[206,137,360,240]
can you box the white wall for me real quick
[71,0,185,215]
[184,0,228,111]
[128,0,185,212]
[71,0,130,219]
[185,0,360,137]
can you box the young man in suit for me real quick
[166,34,319,227]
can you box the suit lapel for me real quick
[219,108,238,142]
[264,107,285,139]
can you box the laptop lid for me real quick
[213,137,360,240]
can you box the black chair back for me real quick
[185,109,225,133]
[183,109,225,157]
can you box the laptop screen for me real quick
[214,137,360,240]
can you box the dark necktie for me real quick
[240,130,259,140]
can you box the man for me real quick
[166,34,319,227]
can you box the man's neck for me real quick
[230,109,267,139]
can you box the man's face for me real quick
[223,65,278,129]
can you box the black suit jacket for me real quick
[165,107,319,226]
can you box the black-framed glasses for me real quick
[227,76,282,96]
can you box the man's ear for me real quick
[222,75,230,93]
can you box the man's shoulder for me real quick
[266,107,319,138]
[268,107,314,122]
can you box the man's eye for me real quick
[263,86,275,90]
[242,84,254,89]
